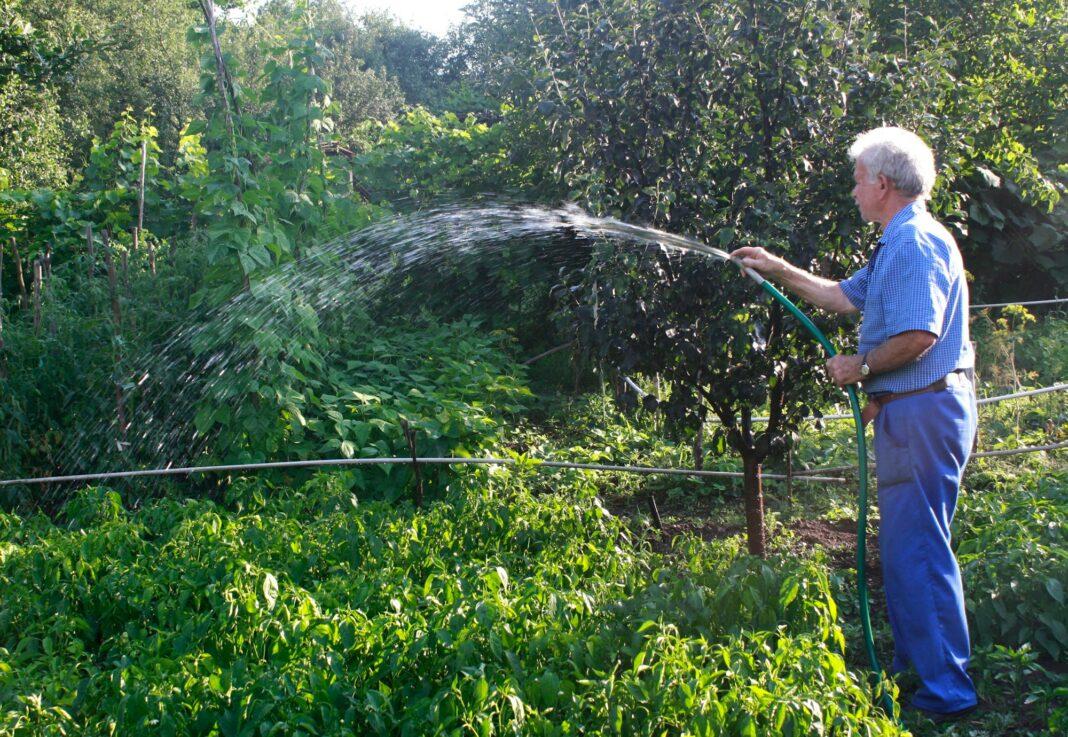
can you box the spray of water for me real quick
[21,201,739,505]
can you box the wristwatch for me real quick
[859,353,871,377]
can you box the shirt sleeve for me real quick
[838,266,869,312]
[880,238,951,337]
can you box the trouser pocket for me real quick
[874,402,914,489]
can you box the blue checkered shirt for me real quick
[839,201,974,394]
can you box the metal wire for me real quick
[971,297,1067,309]
[0,456,846,488]
[790,439,1067,476]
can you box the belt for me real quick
[869,370,969,408]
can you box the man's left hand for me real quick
[826,354,866,387]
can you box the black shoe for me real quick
[910,700,980,724]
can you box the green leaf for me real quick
[1045,577,1064,605]
[262,573,279,611]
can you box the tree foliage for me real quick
[17,0,200,162]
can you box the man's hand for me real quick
[729,246,786,277]
[826,354,866,387]
[729,246,857,314]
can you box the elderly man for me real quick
[731,126,979,720]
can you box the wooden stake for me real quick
[44,243,52,280]
[743,456,766,558]
[103,231,127,445]
[11,238,27,308]
[103,232,121,328]
[121,248,129,293]
[32,257,42,335]
[785,448,793,504]
[86,223,95,278]
[646,493,663,530]
[400,419,424,509]
[137,139,147,233]
[199,0,238,155]
[140,227,155,275]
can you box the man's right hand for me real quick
[729,246,786,277]
[861,401,880,426]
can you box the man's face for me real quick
[851,161,884,223]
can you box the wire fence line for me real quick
[715,381,1065,424]
[5,434,1063,491]
[522,301,1065,365]
[971,297,1067,309]
[976,383,1066,405]
[0,457,847,489]
[972,439,1068,458]
[791,439,1067,477]
[2,380,1061,490]
[5,332,1061,491]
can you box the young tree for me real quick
[477,0,964,555]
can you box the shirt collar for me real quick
[878,200,927,245]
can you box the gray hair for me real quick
[848,127,937,199]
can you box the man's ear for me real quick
[877,174,890,192]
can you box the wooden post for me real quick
[43,245,56,337]
[137,139,147,233]
[691,383,705,470]
[102,231,127,445]
[103,232,121,328]
[400,419,424,509]
[137,135,151,280]
[199,0,238,154]
[11,239,27,308]
[646,494,663,530]
[121,248,129,294]
[32,257,42,335]
[785,448,793,504]
[86,224,95,278]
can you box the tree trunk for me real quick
[742,452,766,557]
[692,423,704,470]
[12,239,27,307]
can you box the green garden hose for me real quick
[740,266,897,717]
[584,219,897,714]
[558,219,893,711]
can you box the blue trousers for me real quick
[872,377,978,713]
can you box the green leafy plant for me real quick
[956,471,1067,660]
